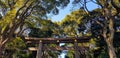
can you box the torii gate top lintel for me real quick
[25,36,91,44]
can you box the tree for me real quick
[91,1,120,58]
[75,0,120,58]
[0,0,71,57]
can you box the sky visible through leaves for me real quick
[50,0,98,22]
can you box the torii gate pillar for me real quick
[36,40,42,58]
[74,39,80,58]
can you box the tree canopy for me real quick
[0,0,120,58]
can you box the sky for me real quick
[49,0,99,22]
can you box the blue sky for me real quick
[49,0,99,22]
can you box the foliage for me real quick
[60,10,86,37]
[77,7,120,58]
[65,50,74,58]
[0,0,120,58]
[29,27,53,38]
[4,37,30,58]
[0,0,74,57]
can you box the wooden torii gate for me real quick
[24,36,91,58]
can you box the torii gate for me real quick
[24,36,91,58]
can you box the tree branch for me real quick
[111,0,120,15]
[2,25,10,38]
[84,0,90,13]
[96,0,103,8]
[91,0,97,4]
[14,0,30,20]
[20,1,34,19]
[1,38,9,46]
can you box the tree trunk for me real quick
[103,18,117,58]
[103,29,117,58]
[102,1,117,57]
[0,47,2,58]
[103,17,117,58]
[106,39,116,58]
[107,18,116,58]
[0,45,3,58]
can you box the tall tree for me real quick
[75,0,120,58]
[91,0,120,58]
[76,0,120,58]
[0,0,71,57]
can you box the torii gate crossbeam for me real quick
[24,36,91,58]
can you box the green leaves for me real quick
[60,10,87,37]
[5,37,26,49]
[28,19,54,38]
[4,37,28,58]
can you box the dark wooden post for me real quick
[56,40,60,46]
[36,40,42,58]
[74,39,80,58]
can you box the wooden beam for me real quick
[28,46,89,51]
[25,36,90,44]
[25,36,90,41]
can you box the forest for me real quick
[0,0,120,58]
